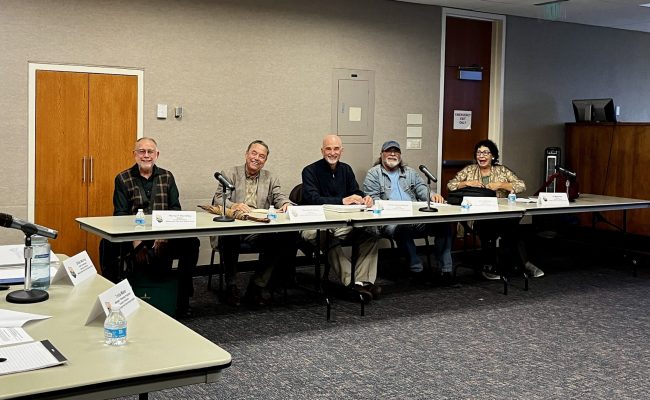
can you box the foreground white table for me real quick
[0,274,231,400]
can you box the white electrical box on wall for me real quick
[157,104,167,119]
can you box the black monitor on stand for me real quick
[572,98,616,123]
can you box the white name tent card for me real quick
[288,206,326,222]
[376,200,413,217]
[52,250,96,285]
[537,192,570,207]
[463,197,499,212]
[152,210,197,229]
[85,279,140,325]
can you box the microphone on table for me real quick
[1,213,55,304]
[0,213,58,239]
[214,171,235,190]
[555,165,577,178]
[419,165,438,183]
[212,172,235,222]
[417,165,438,213]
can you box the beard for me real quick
[384,159,399,169]
[325,155,339,165]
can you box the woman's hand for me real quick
[462,180,484,188]
[486,182,512,192]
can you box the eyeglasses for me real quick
[383,149,400,154]
[476,150,491,156]
[135,149,156,156]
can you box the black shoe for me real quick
[366,283,382,300]
[409,270,428,285]
[244,282,270,307]
[353,284,373,303]
[440,272,461,288]
[224,284,241,307]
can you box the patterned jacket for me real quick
[447,164,526,198]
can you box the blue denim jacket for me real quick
[362,164,432,201]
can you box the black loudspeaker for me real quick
[544,147,561,192]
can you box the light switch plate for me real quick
[157,104,167,119]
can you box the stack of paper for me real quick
[322,204,367,213]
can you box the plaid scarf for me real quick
[117,165,173,214]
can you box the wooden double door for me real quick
[35,71,137,268]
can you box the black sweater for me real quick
[301,159,364,205]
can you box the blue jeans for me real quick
[381,223,453,273]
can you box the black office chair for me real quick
[206,237,260,292]
[290,184,368,319]
[207,227,292,304]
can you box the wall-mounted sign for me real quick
[453,110,472,130]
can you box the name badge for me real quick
[537,192,570,207]
[152,210,196,229]
[288,206,326,222]
[52,250,97,285]
[377,200,413,216]
[85,279,140,324]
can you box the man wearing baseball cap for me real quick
[363,140,455,285]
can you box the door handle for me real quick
[89,156,94,183]
[82,157,86,183]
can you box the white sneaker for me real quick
[481,267,500,280]
[525,262,544,278]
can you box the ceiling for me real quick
[396,0,650,33]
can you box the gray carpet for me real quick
[115,252,649,399]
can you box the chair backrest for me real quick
[289,183,303,205]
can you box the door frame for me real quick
[437,8,506,179]
[27,63,144,220]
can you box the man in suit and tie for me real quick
[212,140,296,307]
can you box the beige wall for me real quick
[0,0,441,249]
[2,0,649,253]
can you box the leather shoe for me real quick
[244,282,271,307]
[353,284,373,303]
[440,272,461,288]
[366,283,382,300]
[224,284,241,307]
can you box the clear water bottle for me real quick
[508,192,517,204]
[460,198,470,212]
[134,208,145,228]
[30,235,50,290]
[104,306,127,346]
[267,205,278,222]
[372,203,382,217]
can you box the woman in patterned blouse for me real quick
[447,139,525,198]
[448,139,544,279]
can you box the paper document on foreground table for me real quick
[0,309,51,328]
[0,340,67,376]
[322,204,367,213]
[0,327,33,346]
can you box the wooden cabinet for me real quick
[565,122,650,236]
[35,71,137,267]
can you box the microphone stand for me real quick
[6,232,49,304]
[213,185,235,222]
[419,178,438,213]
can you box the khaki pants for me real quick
[301,226,378,286]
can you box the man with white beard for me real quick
[363,140,455,286]
[301,134,380,302]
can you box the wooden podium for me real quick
[565,122,650,236]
